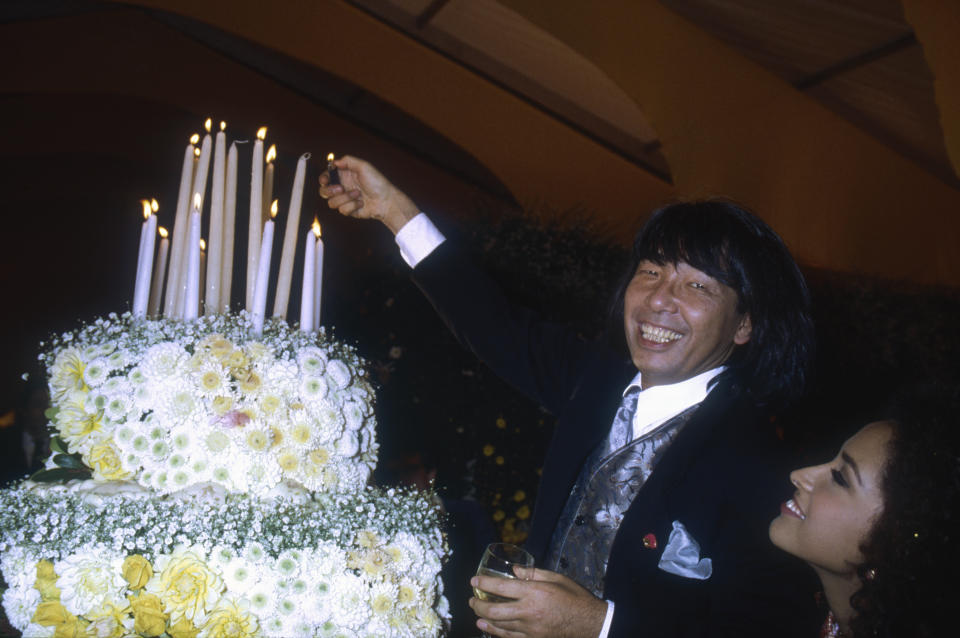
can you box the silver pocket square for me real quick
[657,520,713,580]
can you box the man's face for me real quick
[622,260,751,388]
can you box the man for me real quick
[321,157,820,637]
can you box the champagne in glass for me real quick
[473,542,534,603]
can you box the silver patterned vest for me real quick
[544,404,700,596]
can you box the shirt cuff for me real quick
[394,212,446,267]
[597,600,614,638]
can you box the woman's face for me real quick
[769,421,892,578]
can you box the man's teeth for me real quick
[786,499,805,520]
[641,324,682,344]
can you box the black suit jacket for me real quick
[412,242,819,637]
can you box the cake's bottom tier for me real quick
[0,481,449,638]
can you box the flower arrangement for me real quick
[37,312,377,495]
[0,481,448,637]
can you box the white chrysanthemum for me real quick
[342,400,366,432]
[297,347,328,376]
[261,615,292,638]
[104,395,131,423]
[311,401,345,440]
[300,375,329,403]
[195,366,229,398]
[2,580,41,630]
[246,579,277,617]
[275,550,301,579]
[83,357,110,387]
[100,374,130,397]
[336,432,360,458]
[103,349,126,372]
[20,624,55,638]
[0,547,34,591]
[140,342,188,380]
[202,429,233,456]
[242,542,267,566]
[325,359,352,390]
[55,550,126,616]
[368,580,397,617]
[243,458,281,491]
[209,545,237,570]
[330,572,370,630]
[131,383,154,412]
[264,359,299,389]
[221,557,257,594]
[127,367,147,386]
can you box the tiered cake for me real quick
[0,312,448,637]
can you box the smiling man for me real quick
[321,157,820,638]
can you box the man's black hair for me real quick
[610,199,814,408]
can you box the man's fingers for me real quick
[515,566,563,583]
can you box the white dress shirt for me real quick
[395,212,723,638]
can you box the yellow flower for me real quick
[85,439,132,481]
[226,349,248,370]
[239,372,261,394]
[308,447,330,466]
[56,396,103,449]
[128,592,168,636]
[200,371,221,392]
[146,548,223,624]
[492,509,506,522]
[513,490,526,502]
[516,505,531,520]
[32,600,72,626]
[356,530,379,549]
[290,423,312,446]
[34,560,60,601]
[260,395,281,415]
[495,455,505,465]
[245,430,269,452]
[482,444,495,457]
[200,596,259,638]
[398,584,416,605]
[208,337,234,358]
[211,396,233,415]
[53,616,87,638]
[372,593,393,615]
[362,550,388,578]
[276,449,299,472]
[269,426,284,447]
[122,555,153,590]
[167,617,200,638]
[496,417,507,429]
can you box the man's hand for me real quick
[318,155,419,235]
[469,566,607,638]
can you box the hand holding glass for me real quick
[474,542,534,603]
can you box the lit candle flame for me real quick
[326,152,335,162]
[256,126,267,140]
[312,218,322,239]
[193,193,202,211]
[204,118,212,132]
[190,133,200,145]
[266,144,277,163]
[270,200,278,219]
[141,200,152,219]
[199,238,206,251]
[194,147,201,158]
[151,199,159,213]
[220,121,227,132]
[159,226,169,239]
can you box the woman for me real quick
[769,390,959,637]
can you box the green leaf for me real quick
[49,436,67,455]
[44,406,59,421]
[52,454,86,470]
[29,467,91,483]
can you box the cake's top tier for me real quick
[40,312,377,496]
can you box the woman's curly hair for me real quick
[849,386,960,637]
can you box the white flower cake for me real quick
[0,312,449,637]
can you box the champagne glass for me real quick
[474,542,534,603]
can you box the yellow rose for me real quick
[53,616,86,638]
[200,596,259,638]
[34,560,61,601]
[167,617,200,638]
[122,555,154,590]
[129,592,168,637]
[85,440,132,481]
[146,548,223,624]
[32,600,72,626]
